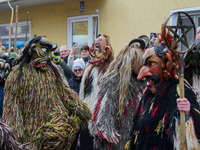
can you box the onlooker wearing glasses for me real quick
[68,59,85,94]
[68,58,85,150]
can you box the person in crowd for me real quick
[10,47,19,60]
[59,58,73,81]
[68,45,91,68]
[60,45,71,64]
[0,46,5,55]
[91,37,147,150]
[78,34,114,150]
[59,45,77,81]
[0,119,29,149]
[3,36,91,150]
[60,45,78,65]
[0,55,14,118]
[68,58,85,150]
[69,59,85,94]
[185,26,200,104]
[80,45,91,65]
[125,28,200,150]
[195,26,200,39]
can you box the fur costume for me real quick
[3,36,91,150]
[78,34,114,150]
[91,39,147,150]
[80,64,102,114]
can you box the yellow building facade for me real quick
[0,0,200,55]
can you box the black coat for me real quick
[59,60,73,81]
[62,55,69,64]
[68,74,82,94]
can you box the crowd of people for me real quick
[0,26,200,150]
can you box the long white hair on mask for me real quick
[100,42,144,118]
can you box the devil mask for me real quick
[137,43,175,94]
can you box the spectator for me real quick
[68,59,85,94]
[196,26,200,39]
[10,47,19,59]
[68,45,91,68]
[60,45,71,64]
[59,45,75,81]
[0,46,5,55]
[68,58,85,150]
[80,45,91,65]
[59,59,73,81]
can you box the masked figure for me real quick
[91,37,147,150]
[0,55,14,117]
[0,55,28,150]
[78,34,114,150]
[3,36,91,150]
[0,119,29,150]
[126,30,200,150]
[185,26,200,104]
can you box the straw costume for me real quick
[3,36,91,150]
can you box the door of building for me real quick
[67,14,99,58]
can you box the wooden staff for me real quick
[25,12,29,42]
[14,6,18,53]
[8,1,14,57]
[164,11,196,150]
[178,54,186,150]
[0,32,2,55]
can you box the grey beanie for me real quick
[72,58,85,72]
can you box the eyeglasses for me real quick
[74,69,82,72]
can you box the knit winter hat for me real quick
[72,58,85,72]
[197,26,200,34]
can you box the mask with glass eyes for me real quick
[0,56,14,83]
[29,37,61,71]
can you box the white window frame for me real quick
[170,7,200,27]
[0,21,31,42]
[170,7,200,49]
[67,14,99,51]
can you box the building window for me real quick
[0,21,31,50]
[67,14,99,58]
[170,7,200,49]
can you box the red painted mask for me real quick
[137,43,169,94]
